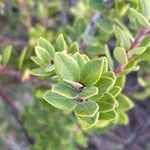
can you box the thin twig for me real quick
[0,65,52,88]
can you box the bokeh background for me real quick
[0,0,150,150]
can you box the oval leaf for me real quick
[81,58,104,86]
[74,101,99,117]
[43,91,77,110]
[54,52,80,80]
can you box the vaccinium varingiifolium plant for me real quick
[30,7,150,129]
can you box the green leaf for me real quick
[73,52,87,68]
[82,54,90,62]
[105,45,114,71]
[102,57,108,73]
[89,0,106,12]
[116,94,134,111]
[97,93,116,112]
[52,83,77,99]
[35,46,51,63]
[74,101,99,117]
[109,86,121,97]
[115,0,130,16]
[2,45,12,65]
[130,8,150,28]
[99,110,117,121]
[74,18,87,37]
[115,75,126,89]
[103,71,116,81]
[77,112,99,129]
[54,52,80,80]
[128,47,147,57]
[69,42,79,54]
[30,67,51,77]
[31,56,46,66]
[114,19,133,40]
[18,47,28,69]
[0,55,2,64]
[91,76,114,100]
[37,37,55,58]
[113,26,131,49]
[116,111,129,125]
[139,0,150,20]
[44,64,55,72]
[79,86,98,99]
[55,34,68,51]
[124,58,139,73]
[140,48,150,61]
[43,91,77,110]
[114,47,128,65]
[63,79,83,88]
[97,18,113,34]
[81,58,104,86]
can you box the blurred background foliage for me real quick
[0,0,150,150]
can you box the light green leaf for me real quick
[109,86,121,97]
[73,52,87,68]
[37,37,55,58]
[91,76,114,100]
[128,47,147,57]
[74,101,99,117]
[74,18,87,37]
[31,56,46,66]
[0,55,2,64]
[18,47,28,69]
[30,67,50,77]
[79,86,98,99]
[82,54,90,62]
[97,18,113,34]
[116,111,129,125]
[2,45,12,65]
[115,75,126,89]
[114,47,128,65]
[35,46,51,63]
[81,58,104,86]
[114,19,133,40]
[97,93,117,112]
[140,48,150,61]
[55,34,68,51]
[105,45,114,71]
[89,0,106,12]
[77,112,99,129]
[102,57,108,73]
[139,0,150,20]
[44,64,55,72]
[43,91,77,110]
[113,26,131,49]
[63,79,83,88]
[52,83,77,99]
[54,52,80,80]
[116,94,134,111]
[130,8,150,28]
[103,71,116,81]
[69,42,79,54]
[99,110,117,121]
